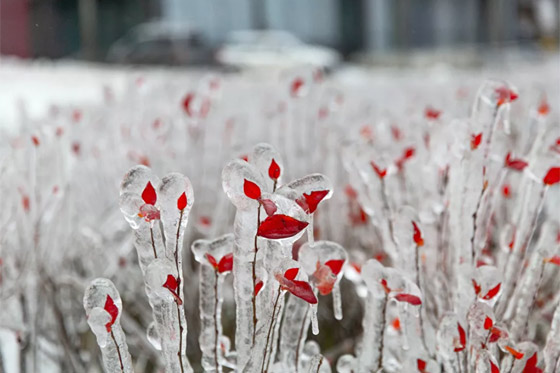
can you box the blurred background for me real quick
[1,0,559,66]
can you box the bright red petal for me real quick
[545,256,560,266]
[482,283,501,300]
[257,214,309,239]
[394,293,422,306]
[471,133,483,150]
[288,280,317,304]
[417,359,426,372]
[163,274,178,292]
[255,281,264,296]
[218,253,234,273]
[142,182,157,205]
[177,192,187,210]
[284,267,299,280]
[243,179,262,200]
[324,259,344,275]
[296,190,329,214]
[412,221,424,246]
[543,167,560,186]
[484,316,493,330]
[269,158,281,180]
[206,253,218,269]
[104,295,118,332]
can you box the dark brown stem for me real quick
[150,226,158,259]
[470,185,486,263]
[176,303,185,373]
[214,271,220,373]
[252,205,261,344]
[377,293,387,371]
[175,210,185,373]
[262,287,282,373]
[315,356,324,373]
[273,179,277,193]
[110,330,124,373]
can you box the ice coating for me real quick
[191,233,234,372]
[222,159,266,211]
[83,278,133,373]
[249,143,284,192]
[145,258,193,373]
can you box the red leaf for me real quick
[218,253,233,273]
[182,93,195,117]
[284,267,299,281]
[495,87,518,107]
[392,317,401,331]
[543,167,560,185]
[325,259,344,275]
[243,179,262,200]
[255,281,264,296]
[104,295,118,332]
[31,135,40,146]
[296,190,329,214]
[380,279,391,294]
[502,184,511,198]
[472,279,481,295]
[482,283,501,300]
[206,253,218,269]
[391,126,402,141]
[142,182,157,205]
[471,133,483,150]
[454,322,466,352]
[269,158,281,180]
[490,360,500,373]
[417,359,427,372]
[524,352,541,373]
[163,274,183,305]
[412,221,424,246]
[403,147,415,159]
[163,274,178,292]
[484,316,493,330]
[504,153,528,171]
[370,161,387,179]
[291,77,304,97]
[261,199,278,216]
[257,214,309,239]
[177,192,187,210]
[287,279,317,304]
[425,107,441,120]
[545,256,560,266]
[538,99,550,116]
[488,327,504,343]
[505,345,524,360]
[394,293,422,305]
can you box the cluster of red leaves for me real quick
[395,147,415,170]
[276,267,317,304]
[495,86,518,107]
[206,253,233,274]
[311,259,344,295]
[472,279,501,300]
[370,161,387,179]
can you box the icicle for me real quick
[332,282,343,320]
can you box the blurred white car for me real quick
[216,30,341,70]
[107,22,216,66]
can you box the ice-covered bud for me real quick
[119,165,162,229]
[249,143,283,191]
[299,241,347,297]
[145,259,180,304]
[192,233,235,275]
[472,266,502,304]
[276,174,333,215]
[222,159,266,210]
